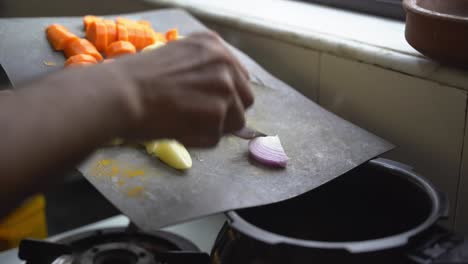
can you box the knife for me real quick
[0,64,13,89]
[232,126,267,140]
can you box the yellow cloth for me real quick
[0,194,47,250]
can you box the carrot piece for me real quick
[64,54,98,67]
[106,41,136,58]
[65,61,96,68]
[64,38,104,61]
[116,17,137,26]
[133,25,146,50]
[86,21,108,52]
[165,28,179,42]
[126,24,145,50]
[46,24,79,51]
[104,20,117,45]
[148,28,157,47]
[126,25,137,47]
[83,15,103,31]
[141,27,156,49]
[153,31,167,43]
[138,20,152,28]
[116,24,129,42]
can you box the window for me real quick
[296,0,405,20]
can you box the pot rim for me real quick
[226,158,448,254]
[403,0,468,23]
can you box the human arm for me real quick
[0,32,253,217]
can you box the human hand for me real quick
[115,31,254,147]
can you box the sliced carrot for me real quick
[106,41,136,58]
[133,25,146,50]
[83,15,103,31]
[126,25,144,50]
[153,31,167,43]
[116,17,137,26]
[126,25,137,47]
[65,61,96,68]
[104,20,117,45]
[141,27,156,48]
[86,21,108,52]
[116,24,129,42]
[138,20,152,28]
[165,28,179,42]
[64,54,98,67]
[64,38,103,61]
[46,24,79,51]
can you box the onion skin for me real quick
[248,136,288,168]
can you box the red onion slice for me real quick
[248,135,288,168]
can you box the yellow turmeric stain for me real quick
[43,60,57,67]
[90,159,118,177]
[111,166,119,175]
[91,159,146,179]
[126,186,144,197]
[123,169,145,178]
[99,159,112,166]
[117,179,125,186]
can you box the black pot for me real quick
[211,158,453,264]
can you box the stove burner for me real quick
[18,226,209,264]
[81,242,153,264]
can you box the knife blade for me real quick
[232,126,267,140]
[0,64,13,89]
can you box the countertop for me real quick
[144,0,468,90]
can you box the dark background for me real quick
[0,0,153,17]
[0,0,405,20]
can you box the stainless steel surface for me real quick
[0,9,393,231]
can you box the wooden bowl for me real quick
[403,0,468,68]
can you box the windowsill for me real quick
[144,0,468,90]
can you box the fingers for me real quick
[173,66,246,135]
[121,30,255,148]
[230,64,254,109]
[224,94,245,133]
[188,31,254,109]
[175,93,226,147]
[169,54,249,135]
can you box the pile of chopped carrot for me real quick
[46,15,180,68]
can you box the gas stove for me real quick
[0,214,226,264]
[2,207,468,264]
[19,228,209,264]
